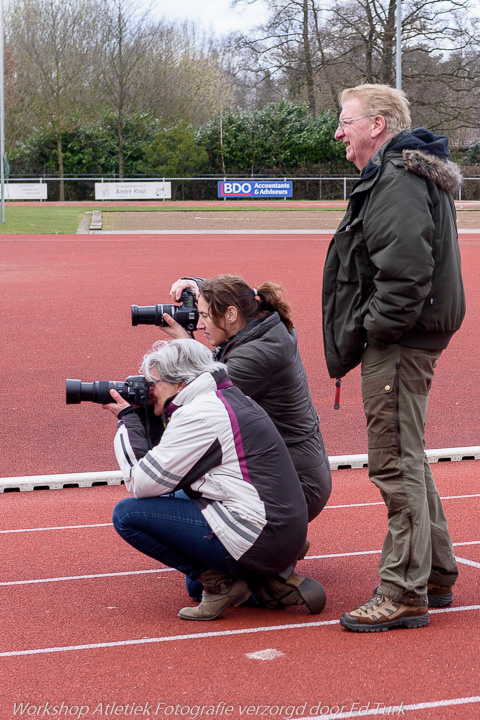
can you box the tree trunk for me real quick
[364,1,375,83]
[219,108,227,176]
[303,0,316,115]
[56,129,65,202]
[380,0,397,85]
[118,110,125,179]
[311,1,341,113]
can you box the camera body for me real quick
[66,375,149,405]
[67,289,198,408]
[131,288,198,332]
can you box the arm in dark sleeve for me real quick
[181,276,205,286]
[116,406,165,461]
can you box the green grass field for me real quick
[0,203,347,234]
[0,206,87,234]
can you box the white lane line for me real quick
[1,605,479,658]
[2,542,478,587]
[0,568,174,587]
[90,229,336,235]
[0,620,339,657]
[455,556,480,569]
[307,541,480,560]
[2,494,479,535]
[294,695,480,720]
[0,523,111,534]
[325,494,480,509]
[441,494,480,500]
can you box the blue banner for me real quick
[218,180,293,198]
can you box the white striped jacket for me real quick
[113,369,307,574]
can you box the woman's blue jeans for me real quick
[112,493,259,596]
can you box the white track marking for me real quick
[1,605,479,657]
[455,556,480,569]
[293,695,480,719]
[245,648,284,660]
[0,568,173,587]
[0,523,111,534]
[2,495,478,535]
[2,543,478,587]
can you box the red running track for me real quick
[0,226,479,720]
[0,462,479,719]
[0,231,479,477]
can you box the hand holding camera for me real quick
[157,312,191,340]
[66,288,198,408]
[131,288,199,334]
[169,278,199,301]
[102,388,132,417]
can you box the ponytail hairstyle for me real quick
[199,274,294,332]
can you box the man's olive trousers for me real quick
[361,343,458,605]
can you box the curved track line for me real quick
[455,557,480,568]
[2,542,478,587]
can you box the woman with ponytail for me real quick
[167,274,331,523]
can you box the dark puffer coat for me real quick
[322,128,466,380]
[213,312,331,522]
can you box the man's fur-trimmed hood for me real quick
[402,148,463,196]
[360,127,463,196]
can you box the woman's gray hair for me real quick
[140,339,226,385]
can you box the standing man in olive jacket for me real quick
[322,84,465,632]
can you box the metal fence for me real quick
[3,174,480,202]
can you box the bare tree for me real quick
[6,0,98,199]
[93,5,233,174]
[149,23,234,126]
[233,0,480,140]
[233,0,322,114]
[93,0,160,177]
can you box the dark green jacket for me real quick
[322,128,466,379]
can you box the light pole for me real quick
[396,0,402,90]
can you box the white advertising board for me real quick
[4,183,48,200]
[94,182,172,200]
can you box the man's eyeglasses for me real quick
[337,115,373,130]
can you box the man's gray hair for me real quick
[140,339,226,385]
[340,83,411,134]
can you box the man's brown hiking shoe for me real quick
[340,593,429,633]
[427,583,453,607]
[374,583,453,608]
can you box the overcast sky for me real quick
[145,0,269,35]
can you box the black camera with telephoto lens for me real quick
[131,288,198,332]
[66,375,149,405]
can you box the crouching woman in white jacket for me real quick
[103,338,326,620]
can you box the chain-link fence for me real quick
[3,173,480,202]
